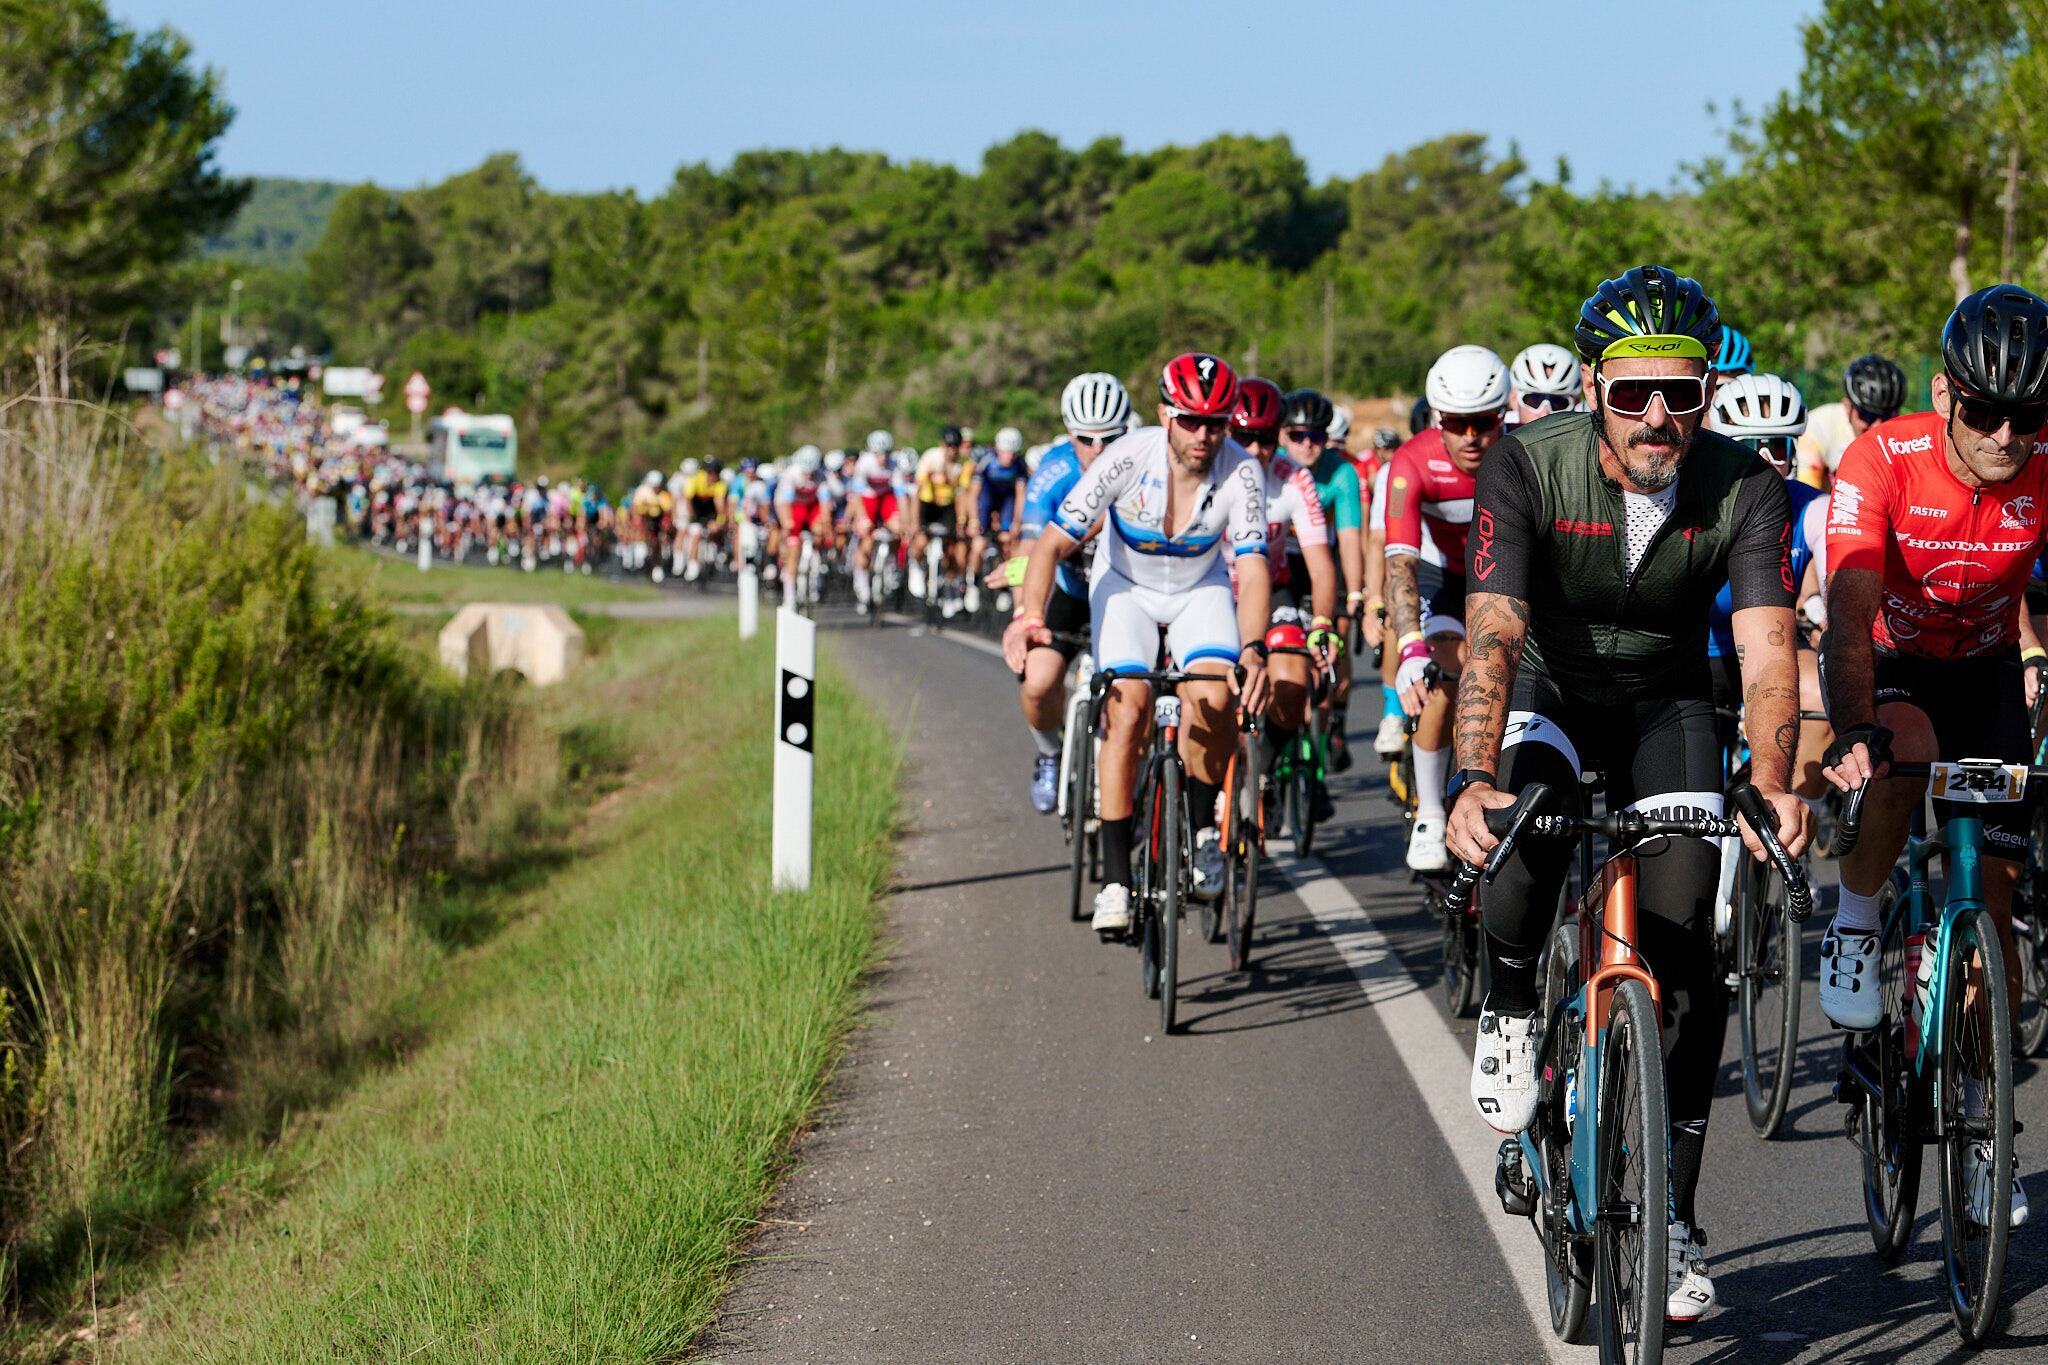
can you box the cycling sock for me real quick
[1101,816,1134,889]
[1414,742,1450,821]
[1484,934,1542,1014]
[1186,778,1221,835]
[1381,683,1400,716]
[1030,727,1061,758]
[1670,1118,1708,1228]
[1834,883,1882,934]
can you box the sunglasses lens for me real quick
[1604,377,1707,416]
[1442,412,1502,435]
[1524,393,1571,412]
[1285,428,1324,442]
[1236,427,1278,446]
[1959,397,2048,433]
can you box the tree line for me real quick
[7,0,2048,489]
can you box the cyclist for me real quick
[1715,326,1754,377]
[1817,284,2048,1229]
[969,428,1030,602]
[1003,352,1271,935]
[681,458,724,581]
[1014,372,1133,813]
[911,434,963,601]
[1279,389,1366,771]
[1366,446,1440,760]
[1507,343,1580,427]
[1235,378,1341,812]
[1446,265,1808,1321]
[777,445,837,590]
[851,429,899,615]
[1386,345,1512,873]
[1796,353,1908,491]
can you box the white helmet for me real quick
[1327,404,1352,445]
[866,428,894,454]
[681,457,701,476]
[641,470,663,488]
[761,461,781,482]
[1711,372,1808,438]
[793,443,821,465]
[1425,345,1511,415]
[1061,372,1132,435]
[996,426,1024,453]
[1509,343,1581,398]
[892,449,914,473]
[824,449,846,473]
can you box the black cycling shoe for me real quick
[1313,780,1336,824]
[1329,731,1353,773]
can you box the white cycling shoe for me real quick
[1818,918,1883,1030]
[1470,1008,1542,1133]
[1091,884,1132,936]
[1966,1143,2030,1228]
[1666,1222,1716,1322]
[1406,817,1449,873]
[1373,710,1407,758]
[1190,828,1226,901]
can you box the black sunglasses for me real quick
[1234,426,1279,446]
[1283,427,1326,443]
[1954,394,2048,435]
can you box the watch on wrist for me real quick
[1445,768,1496,803]
[1242,639,1270,660]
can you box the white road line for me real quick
[1270,851,1576,1364]
[914,626,1007,661]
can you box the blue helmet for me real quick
[1714,327,1754,376]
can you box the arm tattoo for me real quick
[1386,555,1420,639]
[1456,592,1530,774]
[1820,568,1883,730]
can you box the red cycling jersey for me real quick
[1826,410,2048,658]
[1384,430,1477,569]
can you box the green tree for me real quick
[0,0,244,341]
[304,185,428,361]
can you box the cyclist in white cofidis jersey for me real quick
[1004,352,1271,937]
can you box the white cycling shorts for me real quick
[1091,562,1240,676]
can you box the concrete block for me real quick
[438,602,584,685]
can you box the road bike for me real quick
[1217,711,1262,971]
[1267,640,1334,859]
[1471,780,1808,1365]
[1711,705,1827,1138]
[1087,666,1202,1034]
[1831,753,2037,1346]
[1056,642,1100,924]
[866,523,904,626]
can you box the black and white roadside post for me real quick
[738,522,760,641]
[773,605,815,890]
[417,514,433,572]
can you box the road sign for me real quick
[405,370,431,414]
[123,367,165,394]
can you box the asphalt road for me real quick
[707,615,2048,1363]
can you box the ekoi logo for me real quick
[1472,508,1497,580]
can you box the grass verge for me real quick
[338,553,659,609]
[98,616,895,1362]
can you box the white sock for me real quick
[1415,743,1451,822]
[1834,884,1882,935]
[1030,727,1061,758]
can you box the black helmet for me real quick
[1941,284,2048,404]
[940,424,965,445]
[1573,265,1723,366]
[1281,388,1334,431]
[1409,396,1432,436]
[1843,354,1906,418]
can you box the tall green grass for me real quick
[0,360,547,1315]
[102,617,896,1361]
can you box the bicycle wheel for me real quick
[1065,712,1095,924]
[1861,874,1921,1264]
[1593,978,1668,1365]
[1226,730,1261,971]
[1158,758,1183,1034]
[1205,745,1236,946]
[2015,899,2047,1057]
[1541,923,1593,1344]
[1440,883,1476,1017]
[1292,744,1316,858]
[1936,905,2013,1346]
[1738,856,1802,1138]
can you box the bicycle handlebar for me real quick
[1441,780,1812,921]
[1830,757,2048,858]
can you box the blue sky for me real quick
[114,1,1820,194]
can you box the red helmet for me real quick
[1232,377,1284,434]
[1159,352,1239,417]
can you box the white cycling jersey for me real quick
[1050,425,1266,594]
[850,451,891,497]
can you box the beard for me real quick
[1605,411,1690,492]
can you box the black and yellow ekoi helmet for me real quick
[1573,265,1724,367]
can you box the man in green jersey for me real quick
[1280,389,1365,767]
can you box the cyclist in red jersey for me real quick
[1385,345,1509,871]
[1820,284,2048,1229]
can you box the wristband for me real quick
[1014,614,1045,631]
[1310,614,1334,630]
[1347,590,1365,604]
[1397,630,1425,649]
[1399,638,1430,664]
[2026,647,2048,665]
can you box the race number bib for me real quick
[1927,760,2028,803]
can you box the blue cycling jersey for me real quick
[1022,440,1087,599]
[1707,479,1823,657]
